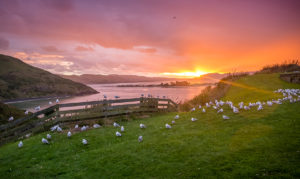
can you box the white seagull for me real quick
[121,126,125,132]
[81,126,87,131]
[42,138,49,144]
[8,116,14,121]
[174,115,180,119]
[191,117,197,122]
[113,122,120,127]
[18,141,23,148]
[138,136,143,142]
[223,115,230,120]
[140,124,146,129]
[165,124,172,129]
[93,124,101,128]
[67,131,72,138]
[46,134,51,139]
[116,131,122,137]
[82,139,88,145]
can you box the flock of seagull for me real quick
[14,88,300,148]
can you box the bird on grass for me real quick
[81,126,87,131]
[191,117,197,122]
[42,138,49,144]
[116,131,122,137]
[244,106,250,110]
[233,107,239,113]
[223,115,230,120]
[121,126,125,132]
[67,131,72,138]
[165,124,172,129]
[257,105,263,111]
[46,134,51,139]
[202,108,206,113]
[56,99,60,103]
[140,124,146,129]
[82,139,88,145]
[217,108,223,113]
[57,126,62,132]
[75,124,79,129]
[174,115,180,119]
[18,141,23,148]
[138,136,143,142]
[172,120,175,124]
[93,124,101,128]
[191,107,196,112]
[113,122,120,127]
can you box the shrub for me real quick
[258,60,300,74]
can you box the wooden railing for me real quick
[0,97,177,146]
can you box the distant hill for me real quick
[186,73,227,84]
[61,73,227,84]
[60,74,177,84]
[0,54,98,101]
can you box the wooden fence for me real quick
[0,97,177,146]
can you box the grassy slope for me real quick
[0,54,97,100]
[0,73,299,178]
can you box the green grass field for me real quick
[0,73,299,178]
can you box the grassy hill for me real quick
[0,54,98,101]
[0,73,299,178]
[0,102,26,125]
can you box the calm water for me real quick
[8,82,209,111]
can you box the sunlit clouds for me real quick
[0,0,299,76]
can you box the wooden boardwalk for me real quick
[0,97,178,145]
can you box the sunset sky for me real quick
[0,0,299,77]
